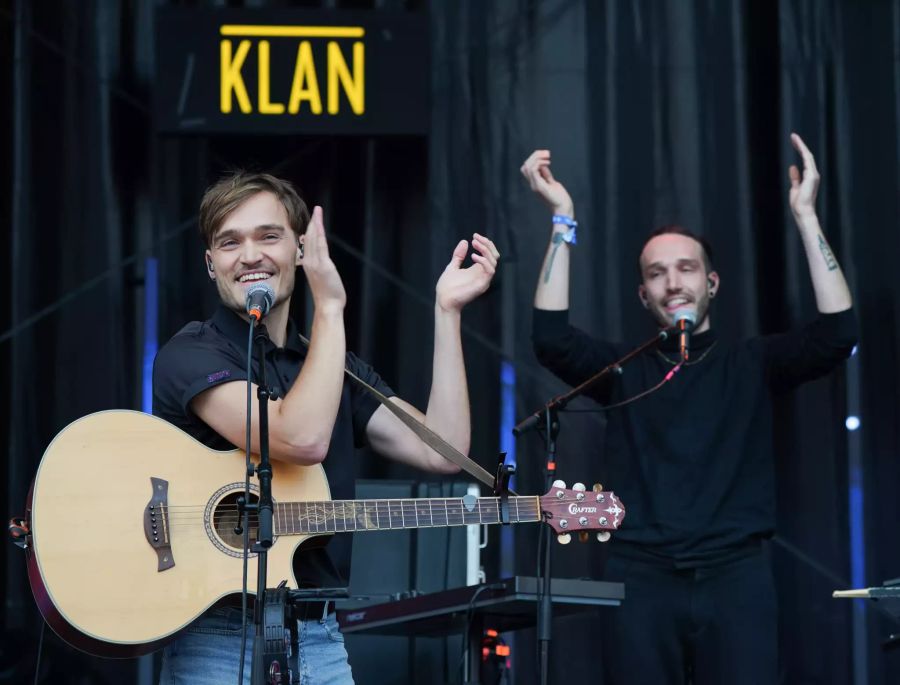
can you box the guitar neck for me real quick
[273,495,541,536]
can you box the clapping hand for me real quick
[520,149,574,217]
[435,234,499,313]
[788,133,820,220]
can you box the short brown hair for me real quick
[637,224,715,279]
[199,171,310,248]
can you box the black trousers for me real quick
[600,548,777,685]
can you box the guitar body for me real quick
[26,410,330,658]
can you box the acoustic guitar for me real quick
[24,410,625,657]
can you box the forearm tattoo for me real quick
[543,242,562,283]
[817,234,839,271]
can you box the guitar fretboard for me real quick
[273,496,541,535]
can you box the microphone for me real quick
[513,412,541,436]
[673,309,696,362]
[245,282,275,322]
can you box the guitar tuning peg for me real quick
[596,531,611,543]
[557,533,572,545]
[573,482,586,492]
[552,479,567,489]
[592,483,604,492]
[578,531,590,543]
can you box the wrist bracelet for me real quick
[551,215,577,245]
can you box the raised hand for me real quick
[300,206,346,314]
[520,149,574,216]
[435,233,499,313]
[789,133,820,219]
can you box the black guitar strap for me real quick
[298,334,500,491]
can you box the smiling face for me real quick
[638,233,719,333]
[205,191,302,319]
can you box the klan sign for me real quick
[156,8,429,135]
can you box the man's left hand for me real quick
[436,233,499,312]
[789,132,820,220]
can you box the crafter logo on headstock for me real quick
[219,24,365,117]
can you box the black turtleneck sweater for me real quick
[532,307,858,566]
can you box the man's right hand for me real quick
[301,206,346,315]
[520,149,574,218]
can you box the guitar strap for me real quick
[298,334,498,490]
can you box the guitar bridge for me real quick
[144,477,175,572]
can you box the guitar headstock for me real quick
[539,481,625,543]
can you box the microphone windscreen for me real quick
[245,282,275,316]
[673,309,696,330]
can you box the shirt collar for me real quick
[210,304,306,355]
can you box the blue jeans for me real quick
[159,606,355,685]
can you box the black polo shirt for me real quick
[152,304,394,589]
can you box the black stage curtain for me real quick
[2,1,899,683]
[430,1,900,684]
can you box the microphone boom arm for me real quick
[513,327,674,436]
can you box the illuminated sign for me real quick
[156,9,428,135]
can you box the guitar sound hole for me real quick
[212,492,260,550]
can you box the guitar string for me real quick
[156,514,618,536]
[163,511,546,523]
[153,516,619,539]
[162,507,549,525]
[162,507,588,528]
[155,503,623,536]
[158,499,618,533]
[158,498,613,531]
[157,495,602,512]
[160,500,577,520]
[159,499,605,521]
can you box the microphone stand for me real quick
[513,326,673,685]
[250,325,275,685]
[514,327,673,437]
[535,406,558,685]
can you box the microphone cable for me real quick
[563,360,684,414]
[32,620,45,685]
[237,316,257,685]
[456,581,508,683]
